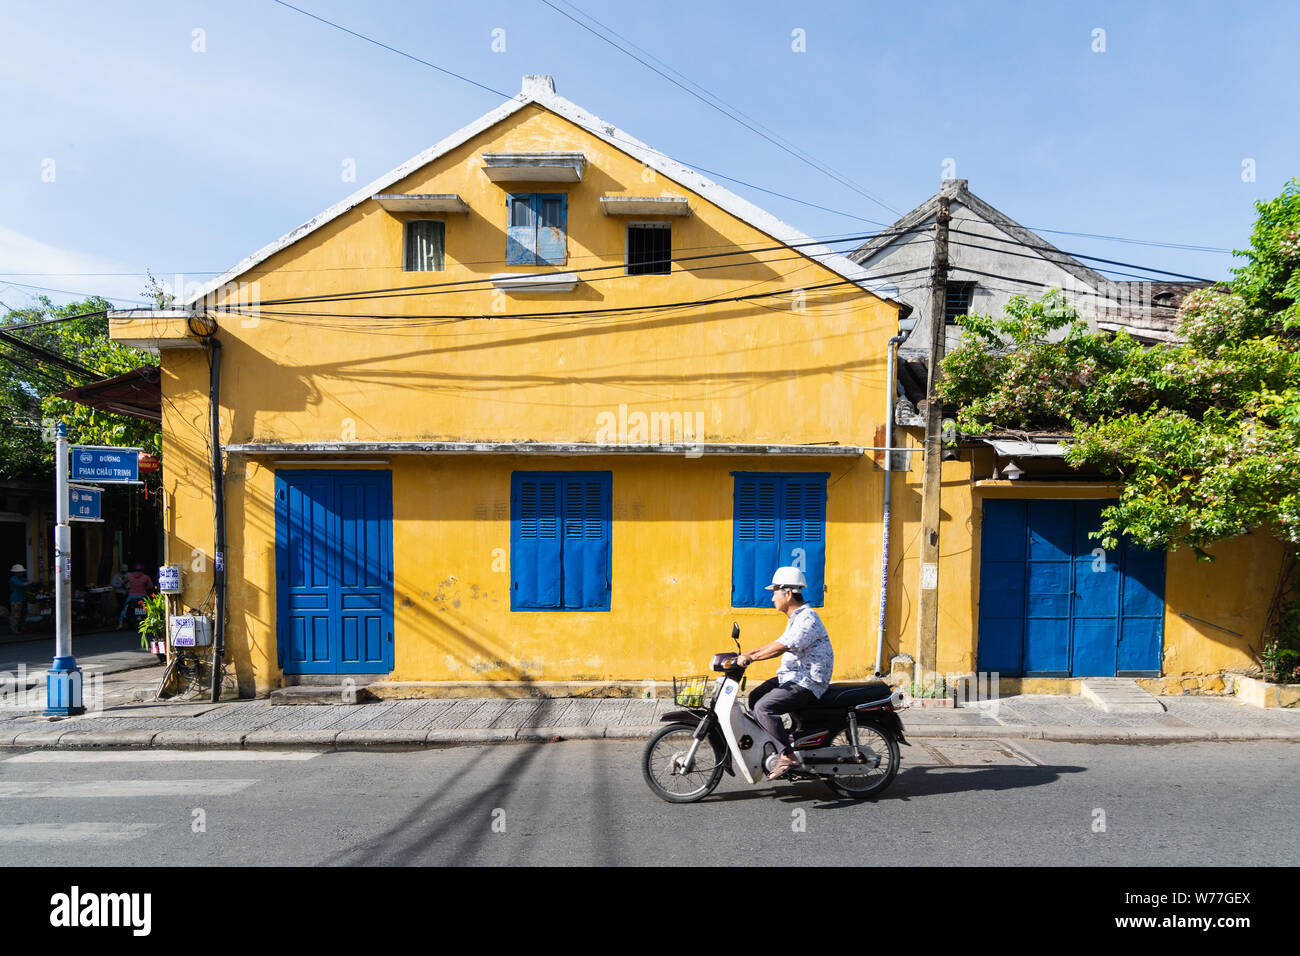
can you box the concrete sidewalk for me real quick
[2,664,1299,749]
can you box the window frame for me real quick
[510,470,612,612]
[402,218,446,272]
[625,221,672,276]
[943,280,977,323]
[506,193,568,267]
[730,472,828,608]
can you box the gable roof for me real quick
[183,74,901,309]
[849,178,1111,292]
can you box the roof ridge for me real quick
[182,75,901,310]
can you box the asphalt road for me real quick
[0,739,1296,866]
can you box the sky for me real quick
[1,0,1297,310]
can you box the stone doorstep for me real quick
[269,685,376,706]
[1079,678,1167,714]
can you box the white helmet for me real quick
[10,564,26,573]
[765,566,807,591]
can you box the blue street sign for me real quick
[69,445,141,483]
[68,486,102,521]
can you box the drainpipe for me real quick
[875,312,916,677]
[206,336,226,702]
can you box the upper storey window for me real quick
[507,193,567,266]
[403,220,445,272]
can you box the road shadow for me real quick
[699,762,1085,807]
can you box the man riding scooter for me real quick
[734,566,834,780]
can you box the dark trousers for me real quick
[748,677,818,756]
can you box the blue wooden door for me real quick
[276,471,393,675]
[977,499,1165,677]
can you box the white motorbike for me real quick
[642,623,908,802]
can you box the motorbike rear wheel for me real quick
[642,722,726,804]
[821,724,899,800]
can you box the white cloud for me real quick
[0,226,150,309]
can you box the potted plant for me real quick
[137,592,168,663]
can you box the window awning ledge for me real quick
[600,196,691,216]
[482,152,586,182]
[489,272,579,293]
[225,441,865,457]
[373,193,469,213]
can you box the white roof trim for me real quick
[183,76,900,308]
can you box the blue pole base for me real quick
[44,663,84,717]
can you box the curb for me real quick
[1,725,1298,751]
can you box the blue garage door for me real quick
[977,499,1165,677]
[275,470,394,675]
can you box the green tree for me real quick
[938,178,1300,678]
[0,296,159,483]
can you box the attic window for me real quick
[1152,291,1176,307]
[404,220,445,272]
[627,223,671,275]
[944,281,977,322]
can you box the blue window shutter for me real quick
[536,194,567,265]
[781,476,826,605]
[511,473,562,608]
[732,476,780,607]
[561,472,610,609]
[506,194,537,266]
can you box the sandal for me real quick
[767,753,799,780]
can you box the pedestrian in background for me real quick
[110,563,128,618]
[117,563,154,630]
[8,564,34,635]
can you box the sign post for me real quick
[45,440,142,716]
[45,423,82,716]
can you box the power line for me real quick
[209,266,931,324]
[0,309,110,332]
[945,232,1216,282]
[539,0,900,217]
[267,0,510,98]
[226,227,931,309]
[948,215,1232,255]
[0,278,144,305]
[263,0,896,228]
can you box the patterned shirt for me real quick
[776,603,833,698]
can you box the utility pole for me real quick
[914,192,951,689]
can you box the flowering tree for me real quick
[938,179,1300,679]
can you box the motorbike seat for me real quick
[812,681,894,709]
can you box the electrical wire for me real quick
[263,0,897,228]
[0,228,879,279]
[0,309,110,332]
[219,229,933,309]
[208,265,931,325]
[539,0,901,217]
[0,278,144,306]
[945,229,1216,282]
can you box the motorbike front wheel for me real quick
[821,724,900,800]
[642,722,726,804]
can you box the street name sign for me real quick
[69,445,141,483]
[68,485,103,522]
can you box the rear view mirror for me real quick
[731,622,740,641]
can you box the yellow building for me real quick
[110,75,1281,698]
